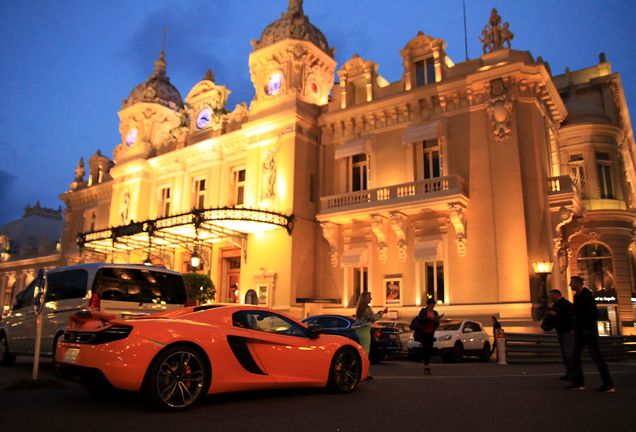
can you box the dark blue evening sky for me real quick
[1,0,635,225]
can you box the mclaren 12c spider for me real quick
[55,305,368,411]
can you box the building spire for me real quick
[152,27,168,78]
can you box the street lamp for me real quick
[532,261,553,320]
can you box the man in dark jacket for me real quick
[547,289,574,380]
[567,276,615,392]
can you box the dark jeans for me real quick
[417,334,435,366]
[571,330,613,387]
[557,331,574,377]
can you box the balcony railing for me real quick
[320,175,466,214]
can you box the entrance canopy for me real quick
[78,207,295,255]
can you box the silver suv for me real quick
[0,263,187,365]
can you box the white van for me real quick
[0,263,187,365]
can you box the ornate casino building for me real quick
[2,2,635,333]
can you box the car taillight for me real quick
[89,292,100,310]
[63,325,133,345]
[373,329,381,342]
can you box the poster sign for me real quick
[384,277,402,306]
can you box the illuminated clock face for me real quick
[264,72,283,96]
[196,107,212,129]
[126,129,137,147]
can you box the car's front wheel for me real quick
[0,332,16,366]
[328,347,362,393]
[446,341,463,363]
[144,345,210,411]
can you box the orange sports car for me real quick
[55,305,368,411]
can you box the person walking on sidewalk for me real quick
[567,276,615,392]
[546,289,575,381]
[411,299,441,375]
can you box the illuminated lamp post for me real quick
[532,261,553,321]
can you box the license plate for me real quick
[63,348,80,363]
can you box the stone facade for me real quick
[4,3,636,334]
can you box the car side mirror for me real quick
[463,327,473,333]
[307,324,322,339]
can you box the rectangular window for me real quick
[596,152,614,199]
[351,153,368,192]
[232,168,246,206]
[158,186,171,217]
[192,178,206,210]
[423,260,444,303]
[420,140,441,180]
[415,57,436,87]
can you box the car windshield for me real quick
[377,322,395,328]
[437,321,462,331]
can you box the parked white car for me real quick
[377,320,413,353]
[0,263,187,366]
[407,319,491,362]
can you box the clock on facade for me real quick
[196,107,212,129]
[264,72,283,96]
[126,129,137,147]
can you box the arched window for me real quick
[577,243,616,298]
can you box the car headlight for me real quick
[408,334,414,342]
[438,335,452,341]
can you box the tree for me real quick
[182,273,215,305]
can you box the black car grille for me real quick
[63,325,133,345]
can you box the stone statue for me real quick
[120,190,130,225]
[74,158,85,182]
[288,0,303,15]
[480,8,513,53]
[262,150,277,199]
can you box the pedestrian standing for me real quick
[546,289,575,381]
[353,291,387,359]
[490,315,502,357]
[567,276,615,392]
[411,299,440,375]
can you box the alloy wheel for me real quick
[331,349,361,392]
[155,350,205,409]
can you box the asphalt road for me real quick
[1,357,635,432]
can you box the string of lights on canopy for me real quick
[77,206,295,259]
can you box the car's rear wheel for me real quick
[144,345,210,411]
[480,342,491,362]
[0,332,16,366]
[328,347,362,393]
[368,349,385,364]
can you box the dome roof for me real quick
[122,50,183,110]
[252,0,332,57]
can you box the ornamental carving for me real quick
[320,222,340,267]
[370,215,388,264]
[479,8,514,54]
[389,212,408,262]
[448,202,467,256]
[486,78,513,142]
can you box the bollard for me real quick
[495,328,507,365]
